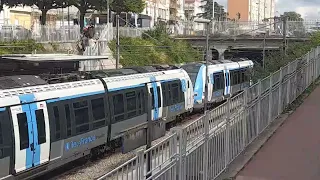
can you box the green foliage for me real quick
[282,11,304,21]
[110,0,145,15]
[4,0,67,25]
[281,11,305,37]
[109,25,201,67]
[197,1,227,21]
[68,0,107,30]
[252,32,320,82]
[0,40,44,54]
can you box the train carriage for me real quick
[0,69,193,179]
[181,60,254,109]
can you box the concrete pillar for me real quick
[217,48,226,60]
[208,49,213,61]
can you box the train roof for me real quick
[181,60,253,72]
[0,75,47,90]
[84,65,180,78]
[0,69,187,100]
[1,54,109,62]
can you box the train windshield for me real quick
[181,64,202,85]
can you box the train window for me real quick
[167,84,172,104]
[73,101,88,109]
[213,73,225,90]
[238,71,241,83]
[150,88,155,109]
[244,70,250,81]
[17,113,29,150]
[0,119,2,146]
[91,98,106,129]
[113,94,124,122]
[74,100,89,134]
[137,89,145,114]
[187,81,190,88]
[53,106,61,139]
[36,110,46,144]
[241,70,248,82]
[65,104,72,137]
[180,82,184,102]
[214,74,220,90]
[161,84,167,107]
[0,111,12,159]
[126,91,137,118]
[157,87,161,107]
[137,91,142,114]
[171,82,179,103]
[230,70,239,85]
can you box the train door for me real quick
[224,69,231,96]
[207,73,213,102]
[147,80,163,121]
[185,79,193,110]
[10,101,50,173]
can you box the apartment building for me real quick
[184,0,205,32]
[228,0,275,22]
[141,0,185,28]
[0,5,59,29]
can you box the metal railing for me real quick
[1,20,318,43]
[98,45,320,180]
[0,24,149,43]
[182,20,320,38]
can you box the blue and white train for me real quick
[181,60,254,109]
[0,60,253,179]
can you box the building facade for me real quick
[141,0,185,28]
[184,0,205,33]
[228,0,275,22]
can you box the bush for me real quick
[109,24,201,67]
[0,40,45,54]
[252,32,320,82]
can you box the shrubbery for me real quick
[108,24,201,67]
[252,32,320,82]
[0,40,45,54]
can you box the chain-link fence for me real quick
[98,45,320,180]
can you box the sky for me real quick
[214,0,320,20]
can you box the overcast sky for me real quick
[215,0,320,20]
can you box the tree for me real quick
[23,0,67,25]
[1,0,28,13]
[281,11,305,37]
[110,0,145,15]
[197,1,227,21]
[282,11,303,21]
[197,0,213,19]
[68,0,107,30]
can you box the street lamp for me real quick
[194,18,211,114]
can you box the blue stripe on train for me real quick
[18,94,40,169]
[29,103,41,166]
[150,77,159,120]
[194,65,205,104]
